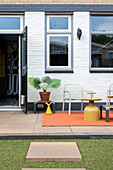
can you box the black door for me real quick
[21,26,27,113]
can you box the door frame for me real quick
[0,34,22,110]
[0,14,26,111]
[21,26,27,113]
[19,35,21,107]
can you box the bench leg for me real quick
[106,110,109,122]
[53,102,55,114]
[62,99,65,112]
[100,105,102,119]
[69,99,71,116]
[81,100,83,112]
[34,102,37,114]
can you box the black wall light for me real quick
[77,28,82,40]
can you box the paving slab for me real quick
[0,116,10,125]
[0,111,113,138]
[26,142,82,162]
[0,111,15,115]
[22,169,86,170]
[106,126,113,132]
[71,126,111,133]
[34,126,72,133]
[0,128,34,133]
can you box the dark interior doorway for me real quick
[0,35,19,106]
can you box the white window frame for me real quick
[47,34,71,69]
[47,15,71,33]
[0,15,24,34]
[90,14,113,71]
[46,14,72,71]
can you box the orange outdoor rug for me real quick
[42,112,113,126]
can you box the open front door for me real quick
[21,26,27,113]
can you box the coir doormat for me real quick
[42,112,113,126]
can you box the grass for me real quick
[0,139,113,170]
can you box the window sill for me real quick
[45,69,73,73]
[90,69,113,73]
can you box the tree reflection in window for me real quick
[92,35,113,67]
[50,37,68,66]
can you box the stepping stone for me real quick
[22,169,86,170]
[26,142,82,162]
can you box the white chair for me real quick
[62,84,83,115]
[106,84,113,105]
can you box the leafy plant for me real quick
[28,76,61,92]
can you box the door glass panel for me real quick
[50,17,68,29]
[0,51,5,77]
[0,17,20,30]
[0,35,19,106]
[50,36,68,66]
[22,36,26,76]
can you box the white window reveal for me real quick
[46,15,73,72]
[0,15,23,33]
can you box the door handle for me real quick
[22,65,27,75]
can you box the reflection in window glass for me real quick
[50,17,68,29]
[91,34,113,67]
[91,16,113,32]
[108,52,113,59]
[0,17,20,30]
[50,37,68,66]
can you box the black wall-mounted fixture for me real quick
[77,28,82,40]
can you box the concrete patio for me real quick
[0,111,113,139]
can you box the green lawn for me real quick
[0,139,113,170]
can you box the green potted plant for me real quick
[28,76,61,102]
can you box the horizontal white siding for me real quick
[25,12,113,103]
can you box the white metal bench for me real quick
[62,84,83,115]
[106,84,113,105]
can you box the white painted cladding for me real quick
[25,12,113,103]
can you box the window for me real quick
[0,15,23,33]
[49,17,68,30]
[46,15,72,72]
[91,15,113,71]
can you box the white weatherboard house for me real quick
[0,1,113,113]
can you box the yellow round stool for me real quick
[82,92,102,121]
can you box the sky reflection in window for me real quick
[0,17,20,29]
[91,16,113,32]
[50,17,68,29]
